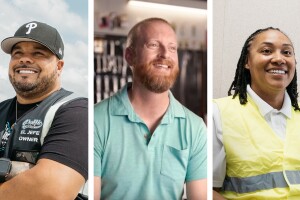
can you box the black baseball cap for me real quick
[1,21,64,59]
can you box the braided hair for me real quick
[228,27,300,111]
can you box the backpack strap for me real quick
[40,93,81,144]
[40,93,88,199]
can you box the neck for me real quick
[251,86,285,110]
[16,86,61,104]
[129,82,170,133]
[261,93,284,110]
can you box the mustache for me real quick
[14,64,32,69]
[13,64,39,70]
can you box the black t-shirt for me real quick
[7,100,39,124]
[0,98,88,180]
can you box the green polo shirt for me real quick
[94,84,207,200]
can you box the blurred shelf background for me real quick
[94,0,207,120]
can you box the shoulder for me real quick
[94,97,110,113]
[213,96,235,104]
[94,92,123,117]
[213,96,240,111]
[53,98,88,120]
[184,106,205,128]
[173,100,206,136]
[59,97,87,108]
[94,96,114,125]
[0,97,15,107]
[94,96,116,135]
[174,98,205,125]
[56,97,87,112]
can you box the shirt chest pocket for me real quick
[160,145,189,181]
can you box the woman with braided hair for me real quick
[213,27,300,199]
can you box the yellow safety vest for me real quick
[214,96,300,200]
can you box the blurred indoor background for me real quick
[94,0,207,120]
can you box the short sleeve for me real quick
[94,120,102,177]
[39,99,88,180]
[94,101,109,177]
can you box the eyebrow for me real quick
[146,39,177,45]
[11,45,21,52]
[260,42,294,49]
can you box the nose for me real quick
[271,51,286,65]
[19,54,33,64]
[157,45,170,59]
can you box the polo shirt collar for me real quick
[246,84,292,119]
[110,83,186,123]
[161,90,186,124]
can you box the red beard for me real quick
[133,59,179,93]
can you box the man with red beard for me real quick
[0,21,88,199]
[94,18,207,200]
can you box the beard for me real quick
[133,59,179,93]
[9,65,58,98]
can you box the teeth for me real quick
[156,64,168,69]
[269,70,286,74]
[18,70,35,74]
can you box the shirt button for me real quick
[144,134,148,139]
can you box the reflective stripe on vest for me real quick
[224,170,300,193]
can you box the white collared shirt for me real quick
[247,85,292,139]
[213,85,292,187]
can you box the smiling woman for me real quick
[245,29,296,106]
[226,27,298,109]
[213,27,300,200]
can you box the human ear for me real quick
[56,59,64,75]
[125,47,135,67]
[245,57,250,69]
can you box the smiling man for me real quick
[0,21,88,200]
[94,18,207,200]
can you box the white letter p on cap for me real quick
[25,22,37,34]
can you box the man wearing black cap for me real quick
[0,21,88,199]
